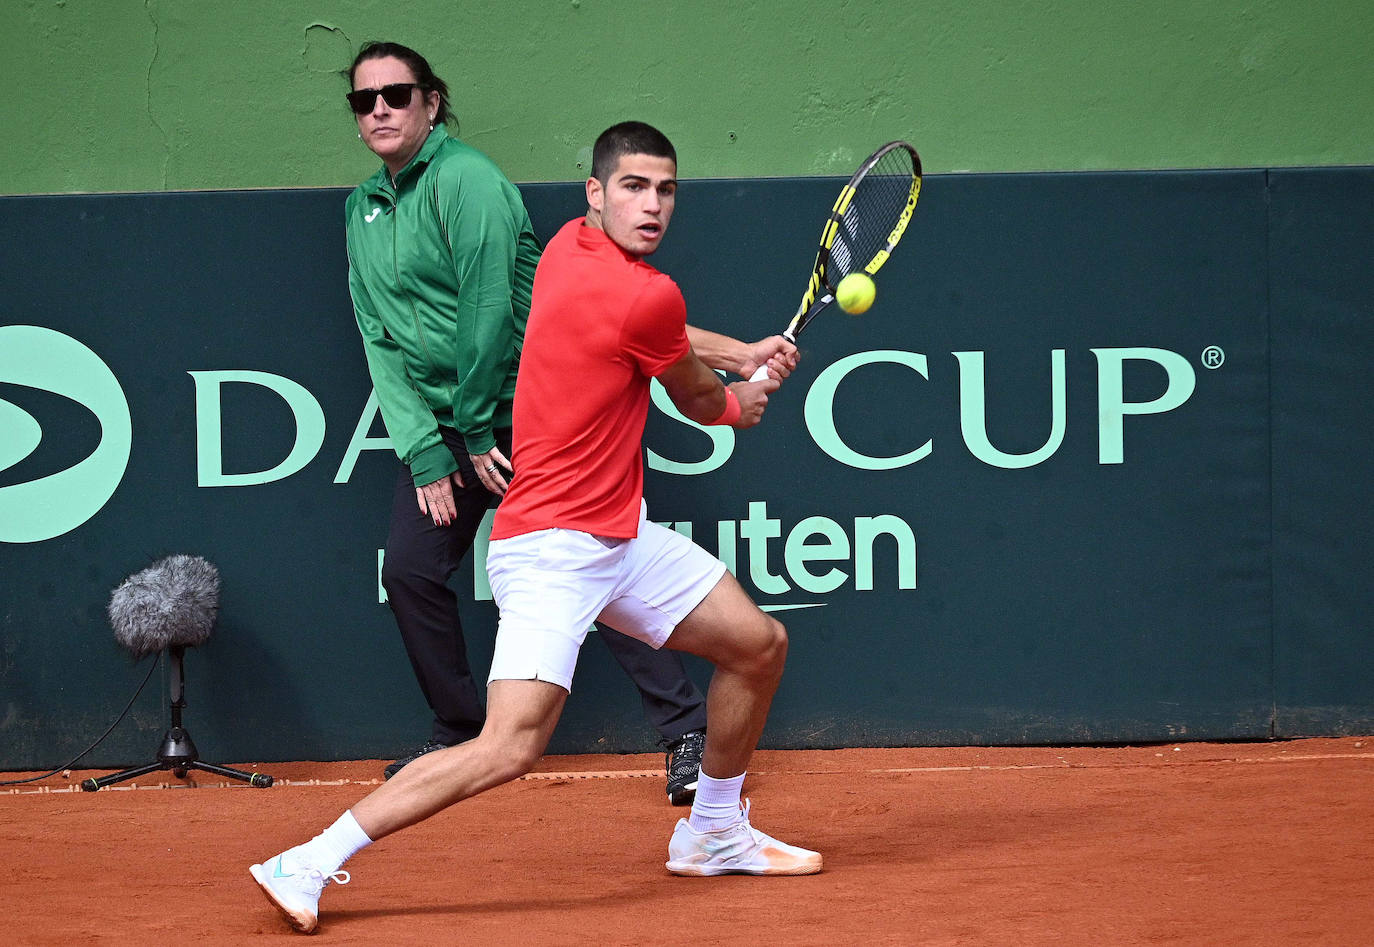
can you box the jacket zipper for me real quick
[391,177,460,425]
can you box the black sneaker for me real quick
[665,729,705,806]
[383,740,449,780]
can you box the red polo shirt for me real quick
[491,218,690,540]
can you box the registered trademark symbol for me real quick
[1201,346,1225,369]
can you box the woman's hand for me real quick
[415,474,460,526]
[469,446,512,496]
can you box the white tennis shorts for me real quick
[485,503,727,692]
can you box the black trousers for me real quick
[380,427,707,747]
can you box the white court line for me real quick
[5,752,1370,794]
[840,751,1374,775]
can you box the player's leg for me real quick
[249,677,567,933]
[251,512,611,932]
[661,576,820,875]
[596,517,820,876]
[352,678,567,837]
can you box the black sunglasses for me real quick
[346,83,422,115]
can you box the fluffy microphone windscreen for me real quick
[108,555,221,658]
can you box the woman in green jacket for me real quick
[342,42,708,796]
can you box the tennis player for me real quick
[250,121,820,934]
[340,42,712,795]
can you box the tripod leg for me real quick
[81,761,166,792]
[187,760,274,787]
[80,649,273,791]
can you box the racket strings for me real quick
[826,148,916,281]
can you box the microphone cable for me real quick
[0,653,160,786]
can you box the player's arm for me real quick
[686,325,800,380]
[656,348,779,429]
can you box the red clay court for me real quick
[3,736,1370,945]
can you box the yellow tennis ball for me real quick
[835,273,876,314]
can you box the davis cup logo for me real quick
[0,325,132,543]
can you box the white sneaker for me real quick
[665,800,822,876]
[249,849,350,933]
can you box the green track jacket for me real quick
[345,126,541,487]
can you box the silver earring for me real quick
[357,132,362,139]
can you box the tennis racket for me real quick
[749,140,922,381]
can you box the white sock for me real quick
[687,771,746,833]
[296,810,372,873]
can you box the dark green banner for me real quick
[1268,168,1374,736]
[1,168,1368,769]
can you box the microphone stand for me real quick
[82,646,272,791]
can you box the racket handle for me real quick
[748,329,797,382]
[747,327,802,382]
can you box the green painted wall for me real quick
[5,0,1371,195]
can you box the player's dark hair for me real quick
[344,41,455,129]
[591,121,676,183]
